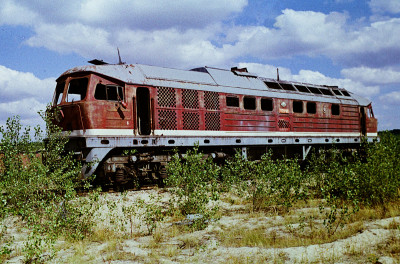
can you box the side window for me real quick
[307,102,316,114]
[54,81,65,105]
[243,96,256,110]
[95,84,124,101]
[293,101,303,113]
[368,107,374,118]
[332,104,340,115]
[66,78,88,102]
[261,98,273,111]
[226,96,239,107]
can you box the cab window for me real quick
[66,78,88,102]
[54,81,65,105]
[95,84,124,101]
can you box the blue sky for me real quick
[0,0,399,130]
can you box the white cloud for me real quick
[0,0,38,26]
[114,25,230,68]
[0,65,54,128]
[379,91,400,105]
[369,0,400,14]
[225,9,400,68]
[0,0,246,68]
[0,65,55,103]
[341,67,400,85]
[78,0,247,30]
[26,23,114,57]
[0,98,47,120]
[2,2,400,70]
[3,0,247,30]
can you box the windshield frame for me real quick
[53,75,91,105]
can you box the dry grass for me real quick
[218,217,366,249]
[3,190,400,263]
[224,253,273,264]
[103,251,144,262]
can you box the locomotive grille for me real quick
[158,110,177,130]
[183,112,200,130]
[204,91,220,110]
[205,112,220,130]
[182,89,199,109]
[278,119,290,129]
[157,87,176,108]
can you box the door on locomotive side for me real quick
[136,87,151,135]
[365,104,378,135]
[360,106,367,136]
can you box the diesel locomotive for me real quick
[52,61,378,185]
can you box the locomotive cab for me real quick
[52,73,137,135]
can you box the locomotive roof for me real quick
[59,63,371,106]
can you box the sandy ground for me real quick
[2,189,400,264]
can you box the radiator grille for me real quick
[182,89,199,109]
[204,91,220,110]
[205,112,220,130]
[157,87,176,108]
[278,119,290,129]
[183,112,200,130]
[158,110,177,130]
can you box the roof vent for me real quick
[231,67,257,78]
[231,67,248,73]
[88,59,109,65]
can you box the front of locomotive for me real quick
[51,64,131,179]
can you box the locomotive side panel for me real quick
[223,95,277,132]
[154,87,222,133]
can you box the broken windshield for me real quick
[53,81,65,105]
[66,78,88,102]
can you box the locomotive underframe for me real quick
[69,134,376,185]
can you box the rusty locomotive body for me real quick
[52,62,378,185]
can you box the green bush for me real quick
[306,133,400,234]
[0,110,90,262]
[166,146,220,228]
[354,132,400,206]
[222,150,306,212]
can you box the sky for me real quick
[0,0,399,131]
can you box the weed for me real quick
[166,145,220,229]
[137,196,166,236]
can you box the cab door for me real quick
[136,87,151,135]
[360,106,367,136]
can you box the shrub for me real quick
[354,132,400,206]
[222,151,306,212]
[0,110,90,262]
[305,133,400,234]
[166,146,220,228]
